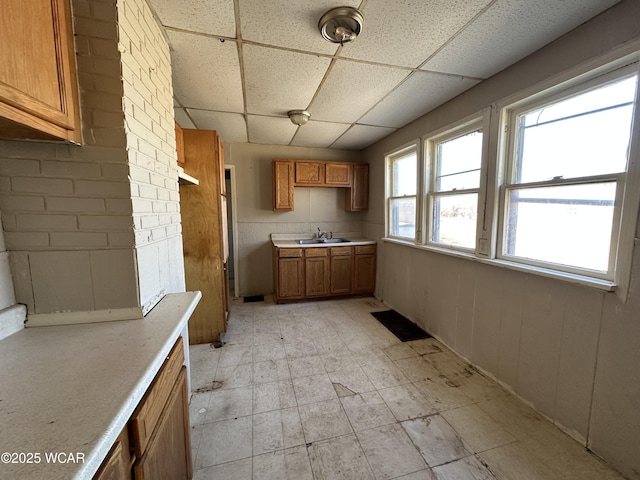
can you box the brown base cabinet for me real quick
[354,245,377,292]
[273,244,376,303]
[93,337,192,480]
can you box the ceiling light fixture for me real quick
[288,110,311,126]
[318,6,364,46]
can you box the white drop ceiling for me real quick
[150,0,621,150]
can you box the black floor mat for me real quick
[371,309,431,342]
[243,295,265,303]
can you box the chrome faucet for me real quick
[317,227,326,239]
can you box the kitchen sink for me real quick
[297,238,350,244]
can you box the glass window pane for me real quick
[504,182,616,272]
[392,152,417,196]
[436,130,482,191]
[517,76,636,183]
[390,197,416,239]
[431,193,478,249]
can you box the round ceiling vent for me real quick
[318,7,364,45]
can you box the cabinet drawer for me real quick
[330,246,352,256]
[130,337,184,458]
[279,248,302,258]
[305,248,328,257]
[355,245,376,255]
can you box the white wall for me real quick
[363,2,640,478]
[225,142,363,296]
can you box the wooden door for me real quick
[181,129,226,344]
[133,368,191,480]
[0,0,81,141]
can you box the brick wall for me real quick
[118,0,185,312]
[0,0,185,323]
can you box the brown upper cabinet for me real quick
[273,159,368,211]
[325,162,353,186]
[345,163,369,212]
[0,0,81,142]
[295,161,325,185]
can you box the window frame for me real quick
[497,65,639,281]
[381,52,640,297]
[425,118,484,253]
[385,143,419,241]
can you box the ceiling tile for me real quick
[151,0,236,36]
[331,125,397,150]
[422,0,621,78]
[174,108,196,128]
[359,71,481,128]
[309,60,410,123]
[239,0,360,55]
[187,109,248,143]
[167,30,244,112]
[341,0,492,68]
[247,115,298,145]
[290,121,351,148]
[243,45,331,116]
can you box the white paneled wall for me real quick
[364,2,640,478]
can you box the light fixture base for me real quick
[318,7,364,45]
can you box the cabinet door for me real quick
[354,253,376,293]
[278,257,305,298]
[273,160,295,210]
[93,431,132,480]
[0,0,80,142]
[134,368,191,480]
[305,256,329,297]
[346,163,369,211]
[294,161,325,185]
[325,162,353,186]
[330,255,353,294]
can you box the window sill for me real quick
[382,237,616,292]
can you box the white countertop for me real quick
[271,232,376,248]
[0,291,201,480]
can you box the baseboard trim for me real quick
[25,306,143,327]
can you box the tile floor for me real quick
[188,296,625,480]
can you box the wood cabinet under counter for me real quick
[273,241,376,303]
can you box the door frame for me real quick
[226,165,240,297]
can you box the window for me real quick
[383,57,640,292]
[500,68,638,279]
[427,123,483,250]
[387,145,417,240]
